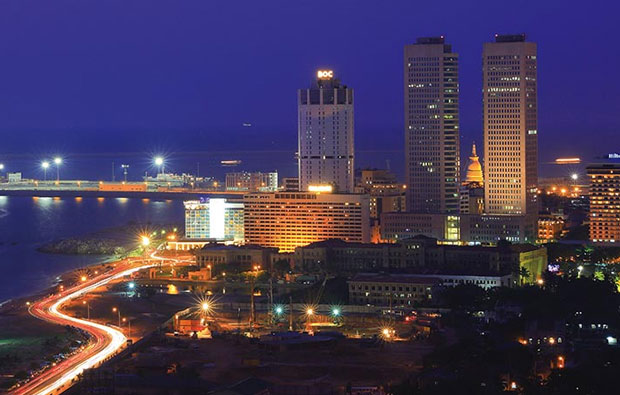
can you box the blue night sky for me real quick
[0,0,617,167]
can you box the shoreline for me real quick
[0,254,119,310]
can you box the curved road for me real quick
[11,251,171,395]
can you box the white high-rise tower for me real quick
[298,70,354,193]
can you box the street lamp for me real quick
[0,163,4,171]
[571,173,578,181]
[54,157,62,182]
[122,317,131,338]
[41,161,50,181]
[83,300,91,320]
[112,307,121,327]
[154,156,164,174]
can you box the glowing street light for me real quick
[54,157,62,181]
[112,307,121,327]
[128,282,135,290]
[571,173,578,181]
[154,156,164,174]
[141,236,150,247]
[41,161,50,180]
[331,307,340,317]
[0,163,4,171]
[201,302,210,312]
[274,305,284,315]
[80,275,87,282]
[122,317,131,338]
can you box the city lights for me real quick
[154,156,164,174]
[141,235,150,247]
[54,157,62,181]
[41,160,50,180]
[274,305,284,315]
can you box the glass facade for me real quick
[184,199,244,242]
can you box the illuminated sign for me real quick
[308,185,333,193]
[548,264,560,273]
[608,153,620,159]
[317,70,334,79]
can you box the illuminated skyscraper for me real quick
[298,70,354,193]
[243,192,370,252]
[588,163,620,244]
[483,34,538,216]
[404,37,460,214]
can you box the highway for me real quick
[11,253,165,395]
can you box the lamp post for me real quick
[82,300,91,320]
[121,164,129,182]
[112,307,121,327]
[54,157,62,182]
[122,317,131,338]
[41,161,50,181]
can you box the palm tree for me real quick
[518,267,530,286]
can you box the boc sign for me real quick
[317,70,334,79]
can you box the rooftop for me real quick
[494,34,526,43]
[350,273,441,285]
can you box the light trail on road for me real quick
[11,252,167,395]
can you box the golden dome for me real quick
[465,143,483,185]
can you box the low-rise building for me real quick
[348,273,439,306]
[281,177,299,192]
[538,215,565,242]
[226,171,278,192]
[295,237,546,285]
[381,212,537,245]
[194,243,277,269]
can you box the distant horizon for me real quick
[0,1,618,174]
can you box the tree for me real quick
[518,267,530,286]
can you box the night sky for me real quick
[0,0,617,168]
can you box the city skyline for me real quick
[0,0,617,165]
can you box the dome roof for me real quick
[465,143,484,185]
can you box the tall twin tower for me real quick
[296,34,538,219]
[404,34,538,217]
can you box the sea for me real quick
[0,148,573,303]
[0,150,403,303]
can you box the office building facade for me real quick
[483,34,538,216]
[243,192,370,252]
[184,199,244,242]
[404,37,460,214]
[298,70,354,192]
[588,164,620,243]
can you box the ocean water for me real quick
[0,150,406,303]
[0,196,185,303]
